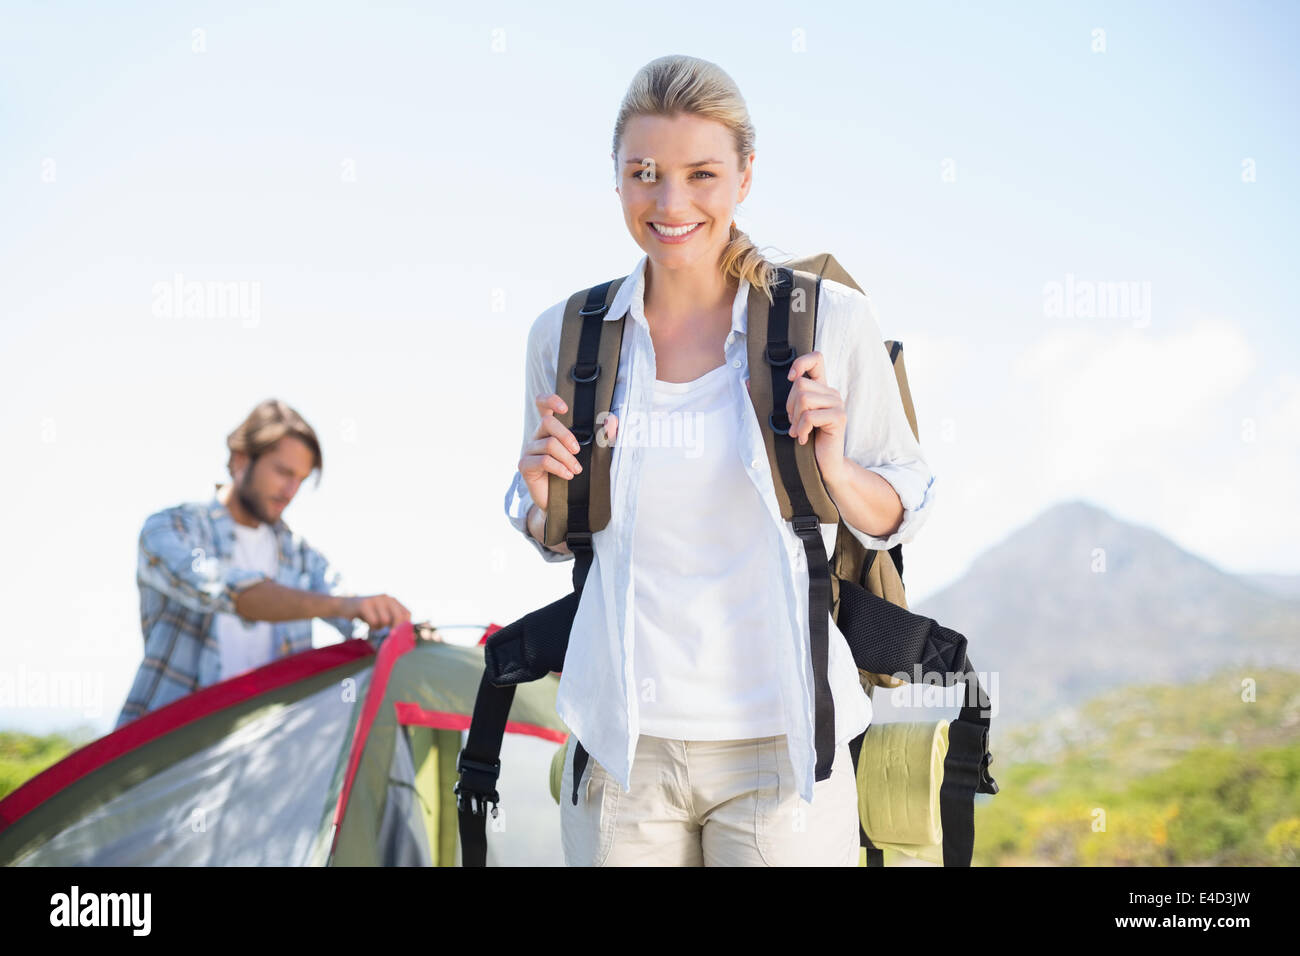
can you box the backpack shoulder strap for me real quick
[542,277,628,583]
[747,263,839,782]
[745,266,841,524]
[751,254,917,686]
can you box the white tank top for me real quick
[631,360,787,740]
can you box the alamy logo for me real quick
[151,273,261,328]
[1042,273,1151,327]
[49,886,151,936]
[596,408,705,457]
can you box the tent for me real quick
[0,623,569,866]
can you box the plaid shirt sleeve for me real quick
[137,506,271,618]
[301,539,360,641]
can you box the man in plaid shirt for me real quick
[116,399,410,727]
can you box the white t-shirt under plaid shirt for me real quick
[214,521,280,679]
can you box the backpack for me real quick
[456,253,998,866]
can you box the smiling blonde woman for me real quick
[506,54,936,866]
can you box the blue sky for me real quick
[1,0,1296,734]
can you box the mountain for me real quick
[1244,574,1300,600]
[869,499,1300,730]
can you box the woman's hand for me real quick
[785,350,847,483]
[518,392,618,512]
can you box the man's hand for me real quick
[340,594,411,631]
[232,582,411,631]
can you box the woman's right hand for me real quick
[518,393,617,512]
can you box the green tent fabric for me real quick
[330,626,570,866]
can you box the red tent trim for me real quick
[393,700,567,745]
[329,621,418,854]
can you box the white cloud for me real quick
[1013,318,1255,444]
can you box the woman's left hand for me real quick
[786,350,846,483]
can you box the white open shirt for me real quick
[504,253,937,803]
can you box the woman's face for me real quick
[614,112,753,273]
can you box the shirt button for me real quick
[726,333,735,345]
[732,359,741,368]
[750,458,761,470]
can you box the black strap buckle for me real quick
[571,426,594,446]
[978,751,999,795]
[454,754,501,817]
[792,514,820,533]
[453,781,499,818]
[569,362,600,384]
[764,344,795,367]
[566,529,593,551]
[769,411,791,434]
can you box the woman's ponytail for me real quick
[719,219,782,305]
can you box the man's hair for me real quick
[227,399,323,486]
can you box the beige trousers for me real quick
[559,732,860,866]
